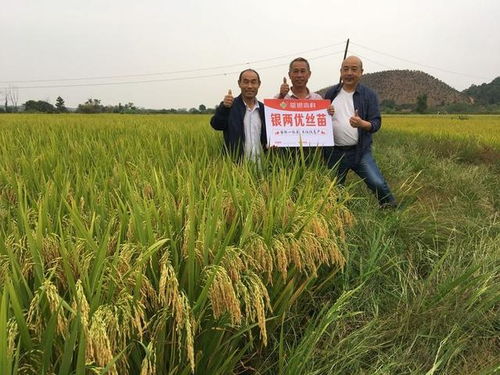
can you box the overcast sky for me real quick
[1,0,498,109]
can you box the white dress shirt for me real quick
[243,100,263,160]
[332,89,359,146]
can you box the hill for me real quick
[317,70,472,107]
[463,76,500,105]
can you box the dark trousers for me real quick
[324,147,396,205]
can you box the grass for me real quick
[0,113,498,374]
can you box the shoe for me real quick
[380,201,398,209]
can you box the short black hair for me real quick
[289,57,310,72]
[238,69,261,83]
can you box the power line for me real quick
[0,41,347,84]
[350,52,398,70]
[350,41,489,80]
[1,50,346,90]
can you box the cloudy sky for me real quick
[1,0,498,109]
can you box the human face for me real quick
[289,61,311,88]
[238,70,260,101]
[340,57,363,90]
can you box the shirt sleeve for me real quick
[210,103,230,130]
[365,91,381,133]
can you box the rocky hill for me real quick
[317,70,472,106]
[463,76,500,105]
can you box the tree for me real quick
[463,76,500,105]
[55,96,67,113]
[416,94,428,114]
[77,98,104,113]
[6,86,19,112]
[380,99,396,113]
[198,104,206,113]
[123,102,137,113]
[24,100,56,113]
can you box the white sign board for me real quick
[264,99,334,147]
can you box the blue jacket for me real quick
[324,83,381,162]
[210,95,267,159]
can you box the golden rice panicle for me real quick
[235,279,252,322]
[6,236,34,280]
[113,290,146,346]
[298,234,322,276]
[143,183,154,200]
[126,217,135,241]
[251,195,267,224]
[0,186,17,205]
[324,237,346,269]
[239,272,271,346]
[181,294,195,374]
[158,252,181,310]
[0,254,9,285]
[308,216,330,238]
[27,279,68,338]
[221,246,245,283]
[207,265,242,325]
[88,306,117,374]
[41,236,62,277]
[243,235,273,282]
[329,206,355,242]
[115,243,136,277]
[43,278,69,336]
[140,342,157,375]
[272,237,289,281]
[26,291,42,339]
[67,239,93,282]
[170,292,195,373]
[72,280,93,361]
[7,318,18,359]
[287,235,304,272]
[281,199,296,228]
[221,192,237,224]
[140,274,158,309]
[340,206,355,228]
[181,216,193,257]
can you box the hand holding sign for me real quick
[279,77,290,99]
[223,89,234,108]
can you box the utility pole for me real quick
[339,38,350,84]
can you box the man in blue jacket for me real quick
[210,69,267,161]
[323,56,397,208]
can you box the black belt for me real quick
[333,145,357,151]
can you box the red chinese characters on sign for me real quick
[271,112,327,127]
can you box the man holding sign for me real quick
[210,69,267,161]
[267,57,333,161]
[323,56,397,208]
[277,57,324,100]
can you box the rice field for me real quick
[0,114,498,374]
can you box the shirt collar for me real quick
[244,99,260,110]
[290,87,311,99]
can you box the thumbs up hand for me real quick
[278,77,290,99]
[349,109,369,130]
[223,89,234,108]
[349,109,361,127]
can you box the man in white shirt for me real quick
[324,56,397,208]
[210,69,267,161]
